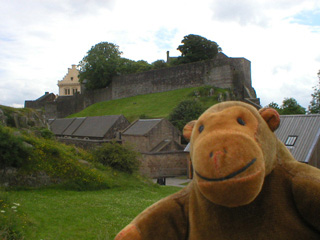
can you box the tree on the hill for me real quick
[308,70,320,113]
[117,58,152,75]
[177,34,222,64]
[116,58,136,75]
[281,98,306,115]
[132,60,152,73]
[267,102,280,111]
[268,98,306,115]
[152,60,168,70]
[78,42,122,90]
[168,100,205,132]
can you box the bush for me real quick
[91,142,140,174]
[168,100,205,131]
[0,126,31,172]
[39,128,55,139]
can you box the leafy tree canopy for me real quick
[267,102,280,111]
[177,34,222,64]
[78,42,122,90]
[151,60,168,70]
[168,100,205,132]
[132,60,152,73]
[267,98,306,115]
[117,58,152,75]
[78,35,222,90]
[308,70,320,114]
[281,98,306,115]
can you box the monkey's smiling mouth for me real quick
[195,158,257,182]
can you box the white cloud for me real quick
[0,0,319,109]
[211,0,269,27]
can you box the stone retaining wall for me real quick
[139,151,188,178]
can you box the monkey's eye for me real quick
[237,117,246,126]
[199,125,204,133]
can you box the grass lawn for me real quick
[7,185,180,240]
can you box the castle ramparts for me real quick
[25,53,258,119]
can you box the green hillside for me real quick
[69,86,231,122]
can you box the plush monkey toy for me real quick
[115,101,320,240]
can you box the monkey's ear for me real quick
[259,108,280,132]
[183,120,197,141]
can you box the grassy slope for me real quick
[68,86,226,122]
[0,123,179,239]
[8,185,180,240]
[1,86,229,239]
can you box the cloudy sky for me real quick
[0,0,319,109]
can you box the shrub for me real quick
[91,142,140,174]
[168,100,205,131]
[0,126,31,172]
[39,128,55,139]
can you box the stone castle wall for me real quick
[31,54,255,119]
[111,56,237,100]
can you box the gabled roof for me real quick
[50,118,75,135]
[122,119,162,136]
[36,92,55,102]
[50,115,126,138]
[151,139,184,152]
[275,114,320,163]
[62,117,86,136]
[72,115,123,138]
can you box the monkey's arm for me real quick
[115,187,190,240]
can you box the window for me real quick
[71,77,74,81]
[285,135,298,146]
[65,88,70,95]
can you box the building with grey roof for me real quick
[122,118,183,153]
[50,116,188,178]
[122,118,187,178]
[122,119,162,136]
[275,114,320,168]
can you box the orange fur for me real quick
[115,101,320,239]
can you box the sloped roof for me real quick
[151,139,184,152]
[275,114,320,163]
[36,92,55,102]
[50,118,75,135]
[48,119,55,125]
[72,115,123,138]
[122,119,162,136]
[62,117,86,136]
[49,115,126,138]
